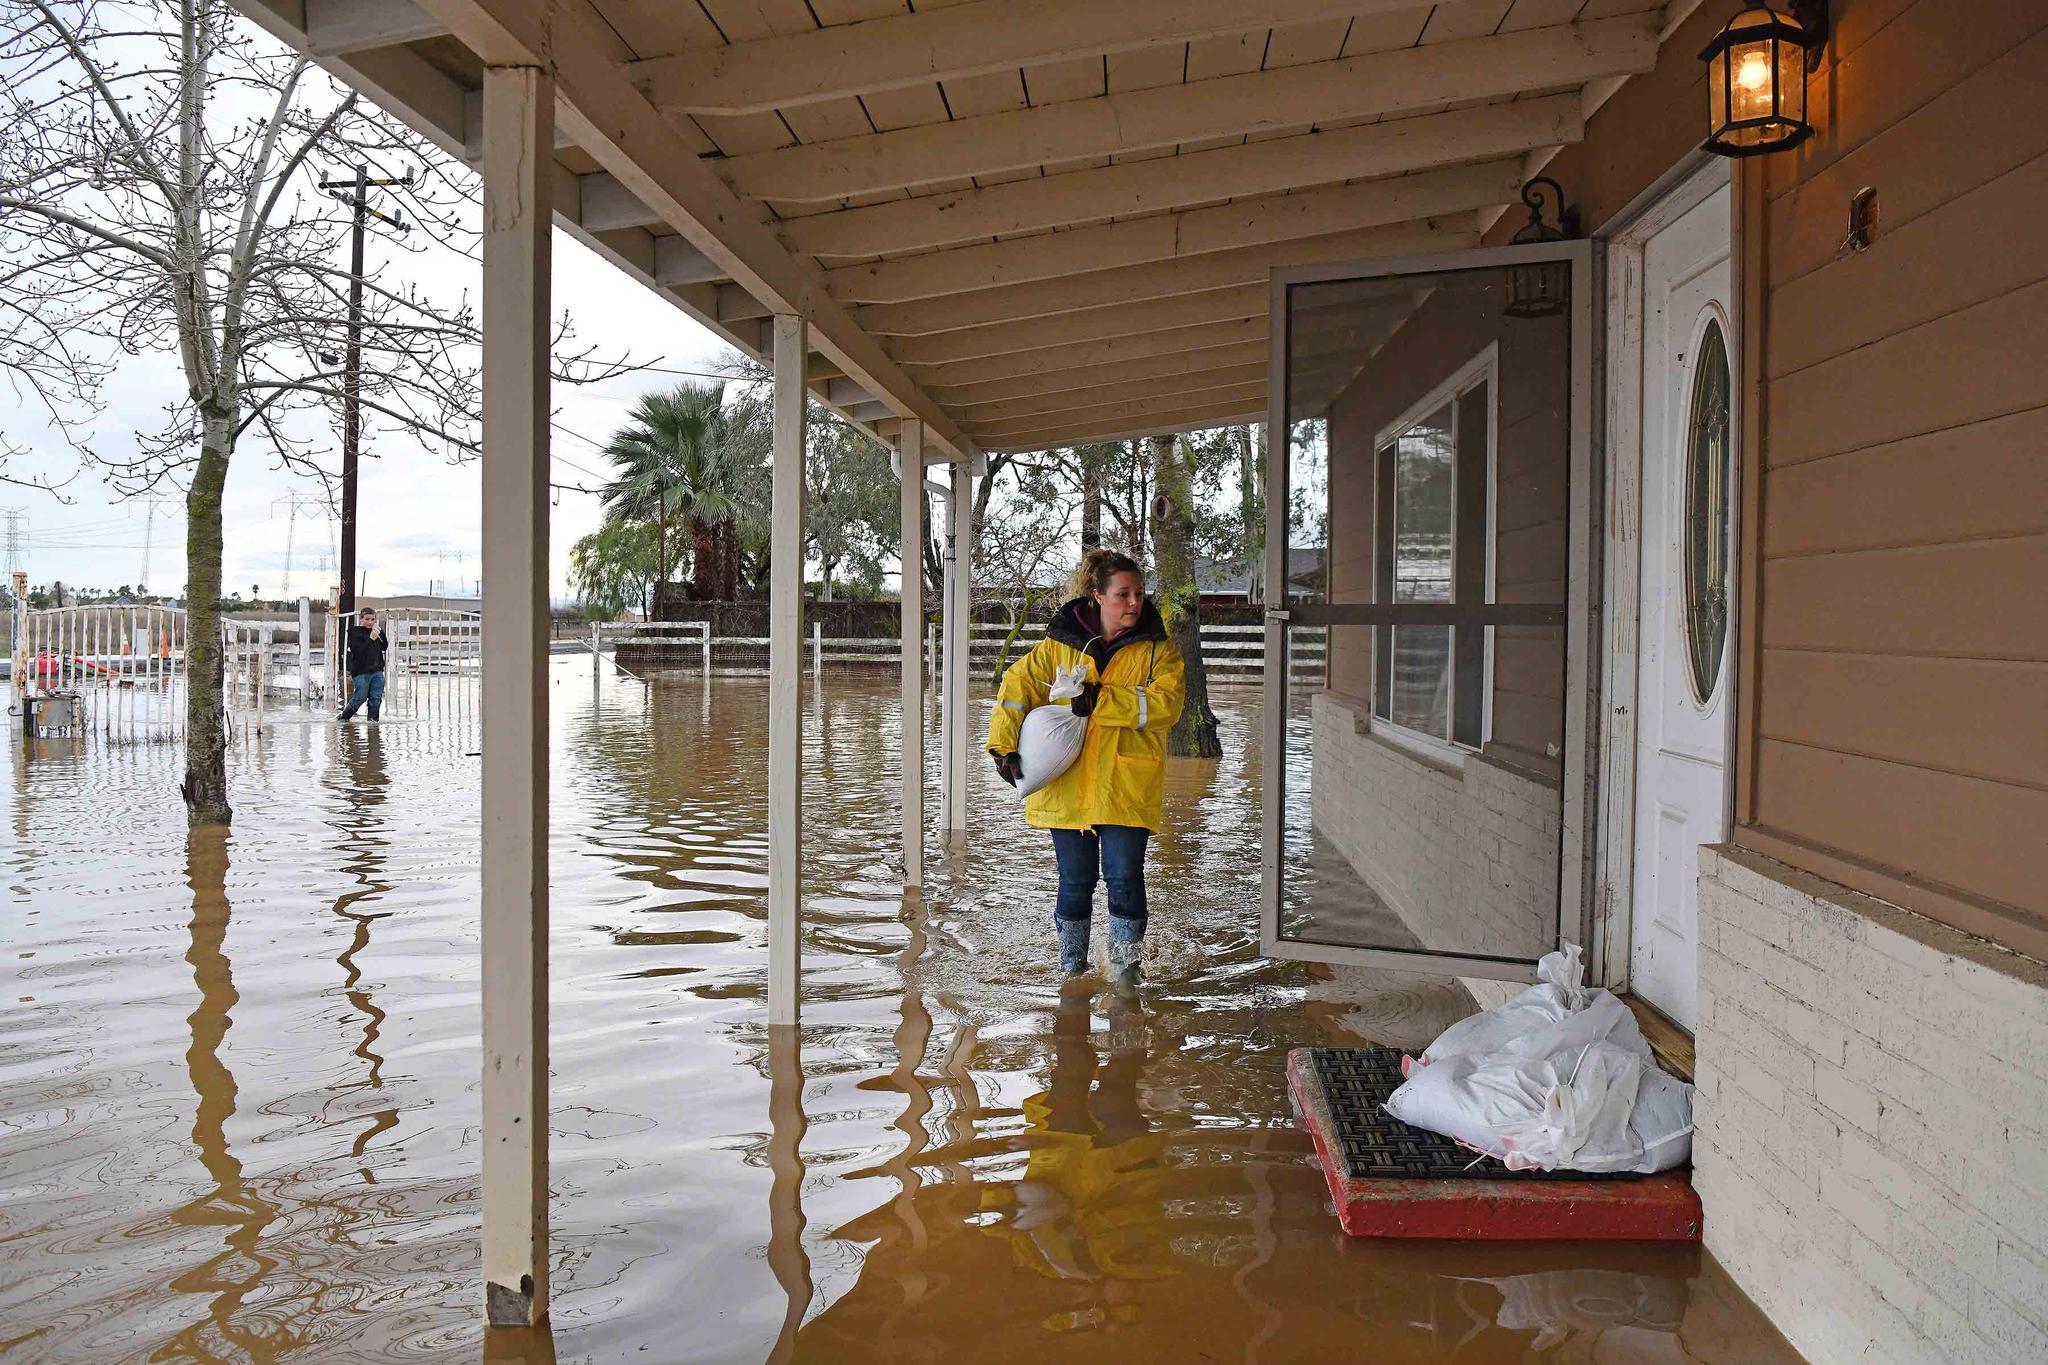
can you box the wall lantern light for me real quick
[1503,177,1577,320]
[1700,2,1826,157]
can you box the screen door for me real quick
[1258,242,1594,983]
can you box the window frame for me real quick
[1368,342,1499,767]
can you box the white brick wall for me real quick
[1311,691,1559,962]
[1695,844,2048,1364]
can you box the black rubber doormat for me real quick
[1308,1047,1626,1182]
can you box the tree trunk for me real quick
[921,491,943,601]
[181,416,233,824]
[715,519,741,601]
[653,503,665,584]
[1236,423,1265,599]
[691,517,718,600]
[1148,433,1223,759]
[1080,450,1102,551]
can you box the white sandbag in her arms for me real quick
[1013,664,1089,797]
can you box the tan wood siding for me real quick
[1735,0,2048,957]
[1751,739,2048,929]
[1762,408,2048,557]
[1758,652,2048,793]
[1765,280,2048,469]
[1760,538,2048,662]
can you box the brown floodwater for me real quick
[1,663,1797,1363]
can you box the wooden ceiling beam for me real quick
[966,382,1269,442]
[305,0,446,56]
[826,159,1521,305]
[951,364,1270,423]
[627,0,1401,117]
[782,96,1582,259]
[967,397,1271,451]
[411,0,976,459]
[852,219,1474,337]
[726,18,1653,203]
[888,285,1268,367]
[905,318,1269,389]
[928,341,1271,409]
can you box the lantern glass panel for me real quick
[1776,35,1807,124]
[1728,37,1778,125]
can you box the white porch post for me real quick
[478,62,551,1329]
[768,313,808,1027]
[898,419,925,889]
[941,461,974,836]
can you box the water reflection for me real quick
[163,827,289,1361]
[765,1026,811,1363]
[0,669,1796,1364]
[330,726,396,1175]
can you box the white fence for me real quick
[7,602,492,740]
[598,616,1322,684]
[11,604,196,742]
[960,620,1325,686]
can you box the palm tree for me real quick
[600,382,754,601]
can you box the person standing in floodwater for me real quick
[337,606,388,723]
[988,548,1186,993]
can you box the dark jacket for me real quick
[1043,596,1169,673]
[347,622,388,677]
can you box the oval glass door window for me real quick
[1682,317,1732,705]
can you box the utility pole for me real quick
[319,165,412,624]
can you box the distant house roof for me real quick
[1192,548,1325,597]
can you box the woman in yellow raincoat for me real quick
[988,549,1185,989]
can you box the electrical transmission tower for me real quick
[1,508,24,576]
[272,494,327,599]
[131,496,178,595]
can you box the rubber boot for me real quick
[1057,917,1091,977]
[1105,917,1145,997]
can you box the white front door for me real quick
[1630,184,1734,1029]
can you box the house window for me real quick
[1373,349,1495,755]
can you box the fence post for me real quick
[592,621,601,676]
[701,620,711,674]
[811,619,821,679]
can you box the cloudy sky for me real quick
[1,15,740,609]
[5,219,734,606]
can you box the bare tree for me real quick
[0,0,631,823]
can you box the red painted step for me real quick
[1287,1048,1702,1241]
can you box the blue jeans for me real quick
[1051,824,1149,933]
[340,670,385,720]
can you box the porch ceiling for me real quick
[238,0,1691,455]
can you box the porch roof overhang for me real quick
[233,0,1704,456]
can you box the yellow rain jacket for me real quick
[988,598,1186,833]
